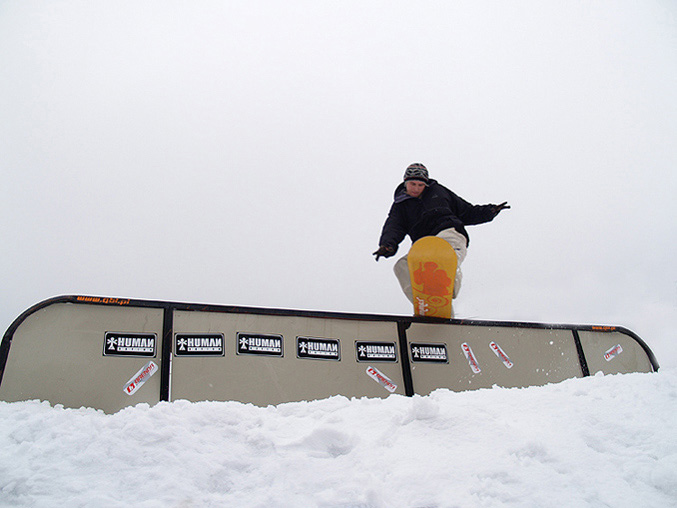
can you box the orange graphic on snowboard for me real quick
[412,262,452,296]
[407,236,457,318]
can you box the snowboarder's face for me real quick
[405,180,426,198]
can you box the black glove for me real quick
[492,201,510,217]
[372,245,395,261]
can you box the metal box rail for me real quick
[0,295,658,413]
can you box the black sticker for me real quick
[175,334,225,357]
[355,341,398,362]
[410,342,448,363]
[297,337,340,361]
[237,332,283,357]
[104,332,157,357]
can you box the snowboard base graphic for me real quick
[407,236,458,319]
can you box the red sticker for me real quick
[489,341,514,369]
[123,361,158,395]
[366,366,397,393]
[604,344,623,362]
[461,343,481,374]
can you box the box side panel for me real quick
[406,323,583,395]
[0,303,164,413]
[171,310,404,405]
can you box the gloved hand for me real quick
[372,245,395,261]
[492,202,511,216]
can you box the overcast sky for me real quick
[1,1,675,365]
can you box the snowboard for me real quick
[407,236,458,319]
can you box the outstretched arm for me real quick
[452,188,510,225]
[491,202,510,217]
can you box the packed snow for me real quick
[1,369,675,508]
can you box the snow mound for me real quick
[1,369,676,508]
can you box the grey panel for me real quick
[578,330,653,375]
[406,323,583,395]
[170,310,404,405]
[0,303,164,413]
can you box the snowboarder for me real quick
[373,162,509,303]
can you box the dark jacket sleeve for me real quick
[378,202,408,254]
[445,187,497,226]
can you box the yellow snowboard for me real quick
[407,236,458,319]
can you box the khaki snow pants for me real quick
[393,228,468,303]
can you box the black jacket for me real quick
[378,179,498,255]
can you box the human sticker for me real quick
[175,334,224,356]
[237,333,283,357]
[410,343,448,363]
[104,332,156,357]
[297,337,340,361]
[356,341,397,362]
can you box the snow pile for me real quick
[1,370,676,508]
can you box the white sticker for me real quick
[124,360,158,396]
[461,343,481,374]
[489,341,514,369]
[604,344,623,362]
[366,366,397,393]
[415,296,430,316]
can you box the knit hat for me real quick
[403,163,429,185]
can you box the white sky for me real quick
[1,1,676,365]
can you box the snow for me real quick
[2,369,676,508]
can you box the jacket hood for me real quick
[393,178,439,203]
